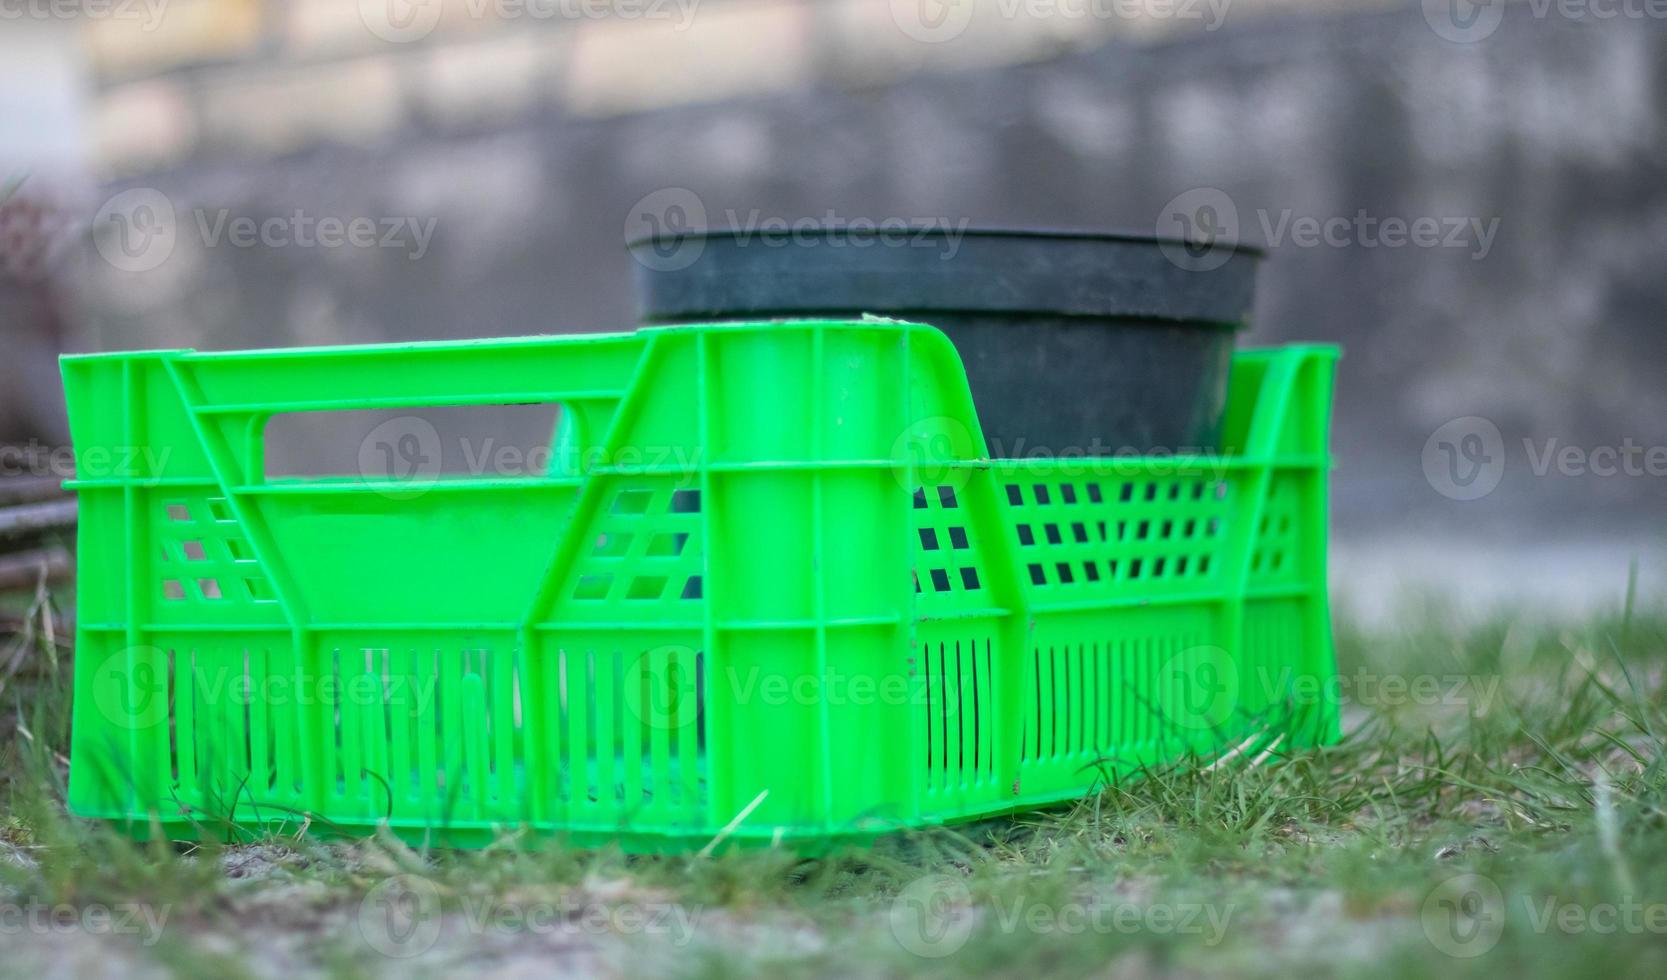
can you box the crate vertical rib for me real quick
[121,359,152,808]
[1202,352,1287,760]
[673,644,700,822]
[386,646,412,817]
[900,322,927,816]
[693,331,722,831]
[809,323,832,833]
[496,648,517,812]
[620,650,645,820]
[1290,351,1341,744]
[415,647,440,822]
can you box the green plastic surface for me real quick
[61,319,1340,851]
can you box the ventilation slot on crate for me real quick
[543,644,708,820]
[560,484,705,613]
[911,485,989,610]
[163,646,287,813]
[1018,635,1222,765]
[155,497,277,609]
[365,645,528,815]
[923,637,994,791]
[1249,477,1302,583]
[1000,477,1230,593]
[1022,643,1111,762]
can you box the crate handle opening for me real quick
[260,402,568,482]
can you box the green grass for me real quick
[3,598,1666,978]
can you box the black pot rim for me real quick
[631,223,1262,324]
[625,224,1265,258]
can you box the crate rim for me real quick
[59,317,1340,368]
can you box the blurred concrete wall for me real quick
[19,0,1667,610]
[0,21,88,443]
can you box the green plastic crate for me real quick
[61,319,1339,852]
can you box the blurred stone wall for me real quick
[19,0,1667,609]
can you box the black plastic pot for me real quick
[628,227,1262,455]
